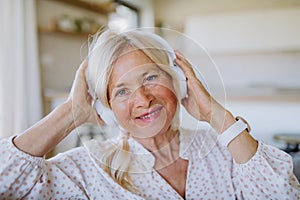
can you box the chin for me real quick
[128,121,172,139]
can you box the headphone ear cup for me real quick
[172,64,187,100]
[94,100,118,127]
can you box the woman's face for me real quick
[108,49,178,138]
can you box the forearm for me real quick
[227,130,258,163]
[211,107,258,164]
[13,101,82,157]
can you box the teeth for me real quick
[140,109,160,119]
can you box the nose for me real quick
[131,86,154,108]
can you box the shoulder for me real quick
[48,137,117,163]
[47,146,88,165]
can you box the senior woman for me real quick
[0,29,299,199]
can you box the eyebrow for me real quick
[113,71,150,90]
[114,82,125,89]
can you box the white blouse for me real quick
[0,128,299,200]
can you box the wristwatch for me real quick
[218,116,251,147]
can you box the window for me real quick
[108,0,139,32]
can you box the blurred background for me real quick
[0,0,300,162]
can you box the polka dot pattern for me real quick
[0,129,300,199]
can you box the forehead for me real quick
[110,49,155,84]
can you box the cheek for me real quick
[165,92,178,114]
[154,86,178,112]
[111,101,130,123]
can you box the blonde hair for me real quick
[86,29,182,191]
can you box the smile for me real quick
[140,109,161,119]
[137,107,163,121]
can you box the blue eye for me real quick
[146,75,158,82]
[117,89,128,96]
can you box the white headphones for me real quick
[90,32,187,127]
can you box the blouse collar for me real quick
[84,127,218,174]
[126,127,197,173]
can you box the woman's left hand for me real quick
[174,50,235,133]
[175,51,258,162]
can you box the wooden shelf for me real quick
[52,0,115,15]
[38,27,94,38]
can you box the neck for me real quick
[133,127,179,152]
[132,127,180,169]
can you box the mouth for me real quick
[136,106,163,121]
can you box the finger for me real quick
[174,50,185,60]
[174,58,196,80]
[174,50,191,65]
[78,58,89,71]
[73,60,88,82]
[76,59,89,82]
[174,50,196,77]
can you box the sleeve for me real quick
[0,137,86,199]
[232,141,300,199]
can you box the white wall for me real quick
[183,8,300,97]
[185,10,300,147]
[185,8,300,53]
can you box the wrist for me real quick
[210,110,236,134]
[63,99,88,126]
[218,116,251,146]
[57,101,79,129]
[13,101,82,156]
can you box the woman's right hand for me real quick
[13,60,103,156]
[65,59,104,126]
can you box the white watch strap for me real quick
[218,119,248,146]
